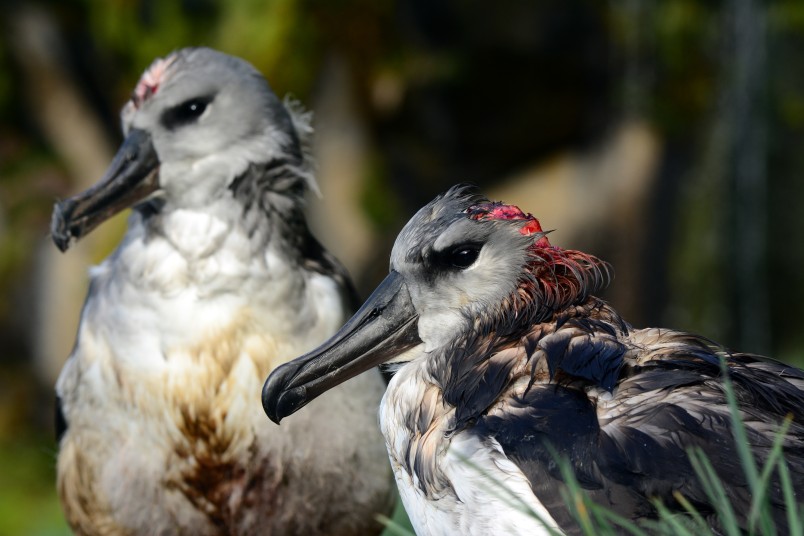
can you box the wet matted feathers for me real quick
[265,184,804,536]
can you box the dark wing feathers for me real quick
[446,313,630,431]
[434,298,804,532]
[538,314,627,392]
[597,395,774,531]
[442,338,521,430]
[728,354,804,419]
[472,310,804,534]
[475,386,654,536]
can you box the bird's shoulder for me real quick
[300,232,360,311]
[439,298,629,428]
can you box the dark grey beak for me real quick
[51,128,160,252]
[262,270,421,424]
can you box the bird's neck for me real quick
[136,158,314,265]
[381,359,456,498]
[86,164,346,373]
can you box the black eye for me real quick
[447,245,481,269]
[161,96,214,130]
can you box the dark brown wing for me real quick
[474,331,804,534]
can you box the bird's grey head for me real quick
[263,184,610,422]
[51,47,311,251]
[390,185,553,350]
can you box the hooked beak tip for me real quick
[50,200,75,252]
[263,391,303,426]
[262,368,308,424]
[261,270,421,424]
[262,394,283,425]
[48,128,161,252]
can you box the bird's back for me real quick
[474,299,804,534]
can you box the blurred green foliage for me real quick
[0,440,68,536]
[1,0,804,533]
[78,0,323,100]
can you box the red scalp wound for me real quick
[467,199,609,312]
[131,56,175,109]
[467,201,552,247]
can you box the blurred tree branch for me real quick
[8,6,120,385]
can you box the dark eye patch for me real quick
[160,95,214,130]
[434,243,483,271]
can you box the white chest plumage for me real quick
[380,362,563,536]
[52,46,394,535]
[56,210,391,535]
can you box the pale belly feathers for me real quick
[380,362,563,536]
[56,213,392,535]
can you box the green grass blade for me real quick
[747,416,792,535]
[376,514,416,536]
[651,499,703,536]
[719,355,775,534]
[777,452,803,536]
[558,485,599,536]
[670,490,711,532]
[687,447,742,536]
[591,504,651,536]
[547,443,650,536]
[719,357,761,492]
[454,451,566,536]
